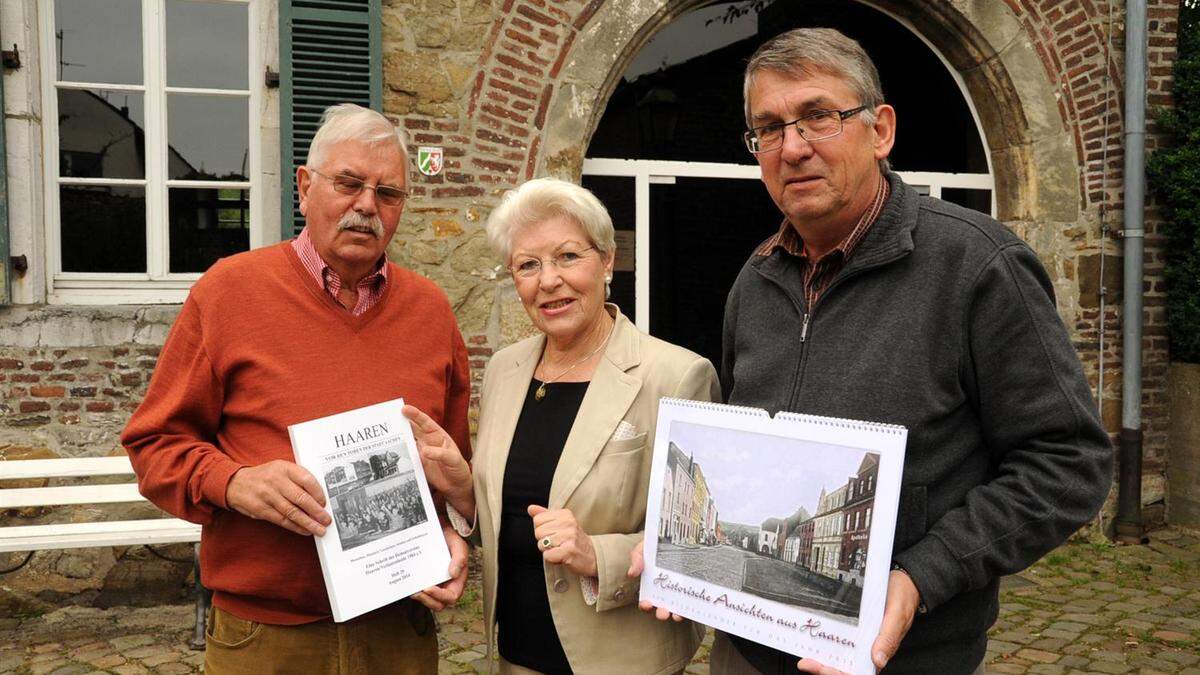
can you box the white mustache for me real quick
[338,212,384,238]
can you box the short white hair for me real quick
[486,178,616,262]
[306,103,410,181]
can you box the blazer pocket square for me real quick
[603,432,648,456]
[611,420,639,441]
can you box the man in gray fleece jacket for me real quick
[711,28,1113,675]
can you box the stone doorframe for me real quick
[525,0,1110,312]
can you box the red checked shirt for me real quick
[755,173,890,312]
[291,227,389,316]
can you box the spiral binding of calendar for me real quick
[660,397,766,418]
[778,412,906,435]
[661,397,907,435]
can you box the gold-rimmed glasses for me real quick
[309,169,409,206]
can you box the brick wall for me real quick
[999,0,1179,512]
[0,348,155,448]
[0,306,175,459]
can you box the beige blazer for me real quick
[473,307,720,674]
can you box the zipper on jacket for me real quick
[786,262,889,410]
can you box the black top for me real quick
[496,378,589,674]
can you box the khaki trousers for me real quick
[204,601,437,674]
[709,632,987,674]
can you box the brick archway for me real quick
[510,0,1128,356]
[527,0,1104,226]
[438,0,1130,341]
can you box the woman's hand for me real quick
[403,405,474,520]
[528,505,598,577]
[627,540,685,622]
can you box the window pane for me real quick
[60,186,146,273]
[169,188,249,273]
[941,188,992,216]
[54,0,142,84]
[167,95,249,180]
[166,1,249,89]
[58,89,146,179]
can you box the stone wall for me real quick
[0,307,176,457]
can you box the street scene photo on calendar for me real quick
[323,445,429,552]
[655,420,880,624]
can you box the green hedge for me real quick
[1147,1,1200,364]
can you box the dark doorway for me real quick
[584,0,989,368]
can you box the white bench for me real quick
[0,455,207,648]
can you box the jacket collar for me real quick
[750,172,918,294]
[486,304,644,517]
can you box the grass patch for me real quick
[1043,553,1071,567]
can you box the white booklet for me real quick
[289,398,450,622]
[639,398,908,675]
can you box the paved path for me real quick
[1,529,1197,674]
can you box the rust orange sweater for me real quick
[122,241,472,624]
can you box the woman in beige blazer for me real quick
[405,178,719,674]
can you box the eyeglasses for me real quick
[743,105,870,154]
[508,246,597,278]
[309,169,409,206]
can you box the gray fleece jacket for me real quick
[720,173,1112,674]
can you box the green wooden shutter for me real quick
[279,0,382,240]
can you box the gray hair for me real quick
[486,178,616,262]
[306,104,410,181]
[744,28,889,172]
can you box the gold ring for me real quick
[541,537,556,549]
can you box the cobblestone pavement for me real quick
[658,542,757,588]
[1,528,1196,674]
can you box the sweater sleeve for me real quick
[893,243,1113,612]
[121,295,246,524]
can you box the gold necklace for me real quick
[535,324,614,402]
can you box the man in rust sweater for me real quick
[122,104,472,674]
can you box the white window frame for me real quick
[581,158,994,333]
[40,0,268,305]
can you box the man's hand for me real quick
[795,569,921,674]
[528,505,597,577]
[628,540,684,622]
[225,460,331,536]
[411,525,469,611]
[402,405,474,519]
[870,569,920,669]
